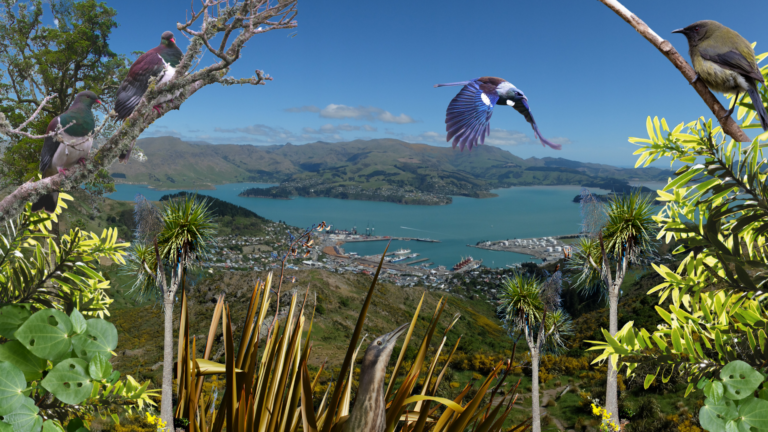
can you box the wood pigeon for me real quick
[32,91,101,213]
[114,31,183,162]
[435,77,561,151]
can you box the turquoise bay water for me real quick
[108,183,610,269]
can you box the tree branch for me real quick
[0,0,297,225]
[598,0,751,142]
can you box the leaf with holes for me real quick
[14,310,73,361]
[71,319,117,361]
[0,341,47,382]
[88,354,112,381]
[69,310,86,335]
[3,397,42,432]
[41,358,92,405]
[700,397,737,431]
[0,306,31,340]
[721,360,764,400]
[0,361,27,416]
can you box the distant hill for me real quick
[109,137,671,204]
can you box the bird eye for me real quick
[694,26,699,32]
[377,341,382,346]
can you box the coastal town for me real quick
[193,220,572,293]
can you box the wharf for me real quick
[333,236,440,243]
[405,258,429,265]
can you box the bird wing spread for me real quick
[445,80,498,151]
[114,49,167,120]
[699,48,764,83]
[39,117,61,172]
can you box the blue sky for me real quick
[102,0,767,166]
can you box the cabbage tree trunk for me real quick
[531,348,542,432]
[605,288,620,426]
[161,296,175,429]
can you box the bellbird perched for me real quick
[673,20,768,131]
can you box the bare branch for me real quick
[0,94,79,139]
[598,0,751,142]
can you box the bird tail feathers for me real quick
[531,123,562,151]
[31,192,58,214]
[747,84,768,131]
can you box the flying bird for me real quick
[342,323,408,432]
[114,31,184,162]
[673,20,768,131]
[32,91,101,213]
[435,77,561,151]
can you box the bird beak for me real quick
[671,28,686,34]
[171,38,176,43]
[96,99,102,104]
[385,323,409,344]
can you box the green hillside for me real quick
[109,138,670,205]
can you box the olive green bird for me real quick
[673,20,768,131]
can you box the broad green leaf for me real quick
[69,310,86,336]
[706,380,725,404]
[41,422,64,432]
[71,319,117,361]
[14,310,72,361]
[0,362,27,416]
[0,306,31,341]
[701,398,737,432]
[40,358,91,405]
[740,397,768,429]
[88,354,112,381]
[3,397,42,432]
[721,360,765,400]
[0,342,47,382]
[0,422,12,432]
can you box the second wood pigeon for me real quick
[435,77,561,151]
[32,91,101,213]
[114,31,183,162]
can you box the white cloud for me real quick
[284,105,320,113]
[386,130,446,143]
[548,137,573,145]
[214,124,296,141]
[287,103,416,124]
[484,129,533,146]
[303,123,378,135]
[485,129,573,147]
[387,128,572,147]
